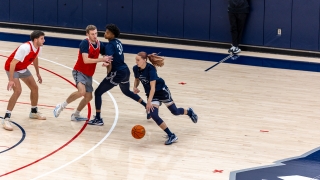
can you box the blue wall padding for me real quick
[107,0,133,33]
[184,0,211,40]
[34,0,58,26]
[132,0,158,36]
[291,0,320,51]
[264,0,292,48]
[158,0,184,38]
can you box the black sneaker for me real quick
[165,134,178,145]
[87,116,104,126]
[188,107,198,123]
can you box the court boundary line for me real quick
[0,51,119,179]
[0,121,26,154]
[31,57,119,179]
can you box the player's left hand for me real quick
[146,101,154,113]
[37,74,42,84]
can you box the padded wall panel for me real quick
[107,0,132,33]
[158,0,184,38]
[184,0,211,40]
[291,0,319,51]
[34,0,58,26]
[264,0,292,48]
[58,0,83,28]
[10,0,33,24]
[210,0,230,42]
[83,0,107,30]
[132,0,158,35]
[242,0,264,46]
[0,0,10,22]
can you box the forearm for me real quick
[83,57,102,64]
[147,88,155,103]
[9,63,16,81]
[134,79,140,88]
[33,58,40,74]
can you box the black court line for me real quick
[0,120,26,154]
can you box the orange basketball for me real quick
[131,125,145,139]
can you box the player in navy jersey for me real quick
[132,52,198,145]
[88,24,147,126]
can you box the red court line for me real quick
[0,55,90,177]
[0,146,9,149]
[0,100,74,110]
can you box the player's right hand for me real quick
[7,81,15,91]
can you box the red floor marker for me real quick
[178,82,186,85]
[260,130,269,132]
[213,169,223,173]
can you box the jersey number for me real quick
[117,43,123,55]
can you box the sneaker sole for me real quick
[87,122,104,126]
[71,118,88,121]
[165,137,178,145]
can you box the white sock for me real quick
[74,110,80,116]
[6,110,12,114]
[62,102,68,108]
[31,106,37,109]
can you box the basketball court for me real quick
[0,28,320,180]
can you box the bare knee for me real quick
[79,91,86,97]
[13,88,22,97]
[77,88,86,97]
[85,94,93,102]
[30,84,39,93]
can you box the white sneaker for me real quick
[1,117,13,131]
[233,47,241,54]
[29,112,46,120]
[53,104,64,118]
[71,113,88,121]
[228,46,236,53]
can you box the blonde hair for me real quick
[85,25,97,34]
[137,51,164,67]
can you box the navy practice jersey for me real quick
[105,39,127,71]
[133,63,166,93]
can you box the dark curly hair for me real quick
[106,24,120,38]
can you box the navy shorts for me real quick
[147,87,173,106]
[105,67,130,86]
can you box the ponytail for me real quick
[137,51,165,67]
